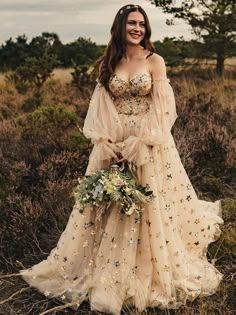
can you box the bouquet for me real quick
[73,164,154,217]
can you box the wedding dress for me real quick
[20,71,223,314]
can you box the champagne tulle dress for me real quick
[20,71,223,314]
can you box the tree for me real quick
[29,32,62,58]
[154,37,198,67]
[60,37,102,67]
[150,0,236,75]
[0,35,29,70]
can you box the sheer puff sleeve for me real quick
[120,56,178,166]
[83,82,123,161]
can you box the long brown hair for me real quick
[96,4,154,90]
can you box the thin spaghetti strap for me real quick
[146,51,154,59]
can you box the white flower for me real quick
[125,204,137,215]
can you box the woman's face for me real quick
[125,11,146,45]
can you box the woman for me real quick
[20,4,223,314]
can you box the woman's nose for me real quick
[133,24,140,31]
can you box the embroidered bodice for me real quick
[109,73,152,115]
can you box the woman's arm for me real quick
[119,54,177,166]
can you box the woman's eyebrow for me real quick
[127,19,145,23]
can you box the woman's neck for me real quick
[124,44,144,61]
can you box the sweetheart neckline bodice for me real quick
[111,72,152,84]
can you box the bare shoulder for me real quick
[147,53,165,66]
[147,53,167,77]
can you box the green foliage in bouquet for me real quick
[73,164,155,217]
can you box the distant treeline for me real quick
[1,32,234,72]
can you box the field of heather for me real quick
[0,65,235,315]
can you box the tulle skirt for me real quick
[20,113,223,314]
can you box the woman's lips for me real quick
[129,33,141,38]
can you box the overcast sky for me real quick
[0,0,193,45]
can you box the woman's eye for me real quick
[127,21,145,28]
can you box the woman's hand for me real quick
[117,156,127,163]
[115,142,127,163]
[103,140,120,162]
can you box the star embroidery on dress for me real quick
[180,198,184,203]
[165,162,171,169]
[83,240,89,247]
[165,204,171,211]
[102,232,108,238]
[167,174,172,180]
[73,222,78,229]
[63,256,68,262]
[163,264,170,271]
[159,189,166,196]
[54,253,59,260]
[186,195,192,201]
[186,184,191,190]
[134,217,140,224]
[194,241,200,246]
[129,120,136,127]
[194,219,200,224]
[114,260,120,267]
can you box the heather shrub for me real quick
[172,82,235,198]
[21,91,44,112]
[0,106,89,263]
[17,106,87,166]
[209,198,236,257]
[71,64,96,99]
